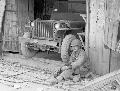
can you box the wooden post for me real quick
[85,0,90,58]
[89,0,110,75]
[0,0,6,56]
[0,0,5,32]
[89,0,120,75]
[0,0,6,36]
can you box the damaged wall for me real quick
[0,0,6,55]
[2,0,19,52]
[2,0,34,52]
[89,0,120,75]
[0,0,6,39]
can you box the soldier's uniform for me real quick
[51,39,90,84]
[57,48,88,80]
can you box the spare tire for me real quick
[61,34,76,62]
[20,32,37,58]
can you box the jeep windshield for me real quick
[50,1,86,22]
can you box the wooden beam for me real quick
[68,1,86,4]
[89,0,110,75]
[0,0,6,33]
[85,0,90,57]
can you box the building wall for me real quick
[0,0,6,55]
[0,0,5,33]
[16,0,34,34]
[2,0,34,52]
[2,0,19,52]
[89,0,109,75]
[89,0,120,75]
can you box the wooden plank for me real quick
[89,0,97,74]
[16,0,34,52]
[110,51,120,72]
[104,0,120,51]
[0,0,6,33]
[2,0,20,52]
[104,0,120,72]
[111,21,119,50]
[97,0,110,75]
[85,0,90,62]
[28,0,34,21]
[16,0,29,35]
[89,0,111,75]
[6,0,16,11]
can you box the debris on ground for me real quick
[0,53,100,91]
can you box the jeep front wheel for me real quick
[61,34,76,62]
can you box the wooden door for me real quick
[3,0,34,52]
[16,0,34,37]
[2,0,19,52]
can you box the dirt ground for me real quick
[0,51,97,91]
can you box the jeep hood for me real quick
[50,13,85,23]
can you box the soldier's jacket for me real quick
[69,49,89,74]
[70,49,87,68]
[57,49,90,80]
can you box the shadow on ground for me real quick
[35,51,62,61]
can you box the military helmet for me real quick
[70,39,82,47]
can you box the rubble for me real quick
[0,53,99,91]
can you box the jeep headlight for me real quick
[54,23,60,29]
[54,22,69,29]
[31,21,35,27]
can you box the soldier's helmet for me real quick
[70,39,82,47]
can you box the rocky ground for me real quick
[0,51,99,91]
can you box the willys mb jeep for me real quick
[19,1,86,62]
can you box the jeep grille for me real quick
[32,20,55,39]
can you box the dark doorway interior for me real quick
[34,0,86,20]
[34,0,44,19]
[34,0,57,20]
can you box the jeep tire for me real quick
[61,34,76,62]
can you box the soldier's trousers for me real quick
[58,67,82,80]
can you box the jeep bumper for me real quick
[19,37,58,51]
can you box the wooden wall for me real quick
[16,0,34,37]
[0,0,6,34]
[0,0,6,55]
[2,0,19,52]
[2,0,34,52]
[0,0,5,42]
[89,0,109,75]
[107,0,120,72]
[89,0,120,75]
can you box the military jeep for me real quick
[19,2,86,62]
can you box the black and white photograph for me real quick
[0,0,120,91]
